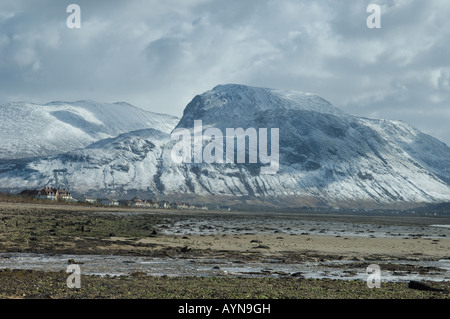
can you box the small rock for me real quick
[408,281,443,292]
[148,230,158,237]
[130,271,147,277]
[180,246,191,253]
[253,245,270,249]
[353,256,365,261]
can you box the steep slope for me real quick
[161,84,450,205]
[0,100,179,160]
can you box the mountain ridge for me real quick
[0,100,179,160]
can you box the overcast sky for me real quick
[1,0,449,144]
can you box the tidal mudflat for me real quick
[0,202,449,299]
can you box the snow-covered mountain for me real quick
[1,84,450,208]
[0,100,179,160]
[0,128,170,198]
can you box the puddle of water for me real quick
[0,253,448,282]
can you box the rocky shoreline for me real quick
[0,202,449,299]
[1,268,449,299]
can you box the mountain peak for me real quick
[177,84,345,129]
[208,83,341,113]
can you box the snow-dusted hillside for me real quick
[1,84,450,208]
[0,128,170,198]
[0,100,179,159]
[176,84,344,130]
[164,85,450,206]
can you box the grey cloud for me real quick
[0,0,449,145]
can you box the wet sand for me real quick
[132,233,449,261]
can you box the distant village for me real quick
[17,187,212,211]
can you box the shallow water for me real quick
[1,253,449,282]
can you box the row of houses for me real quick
[108,197,208,210]
[19,187,74,202]
[18,188,209,210]
[78,197,208,210]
